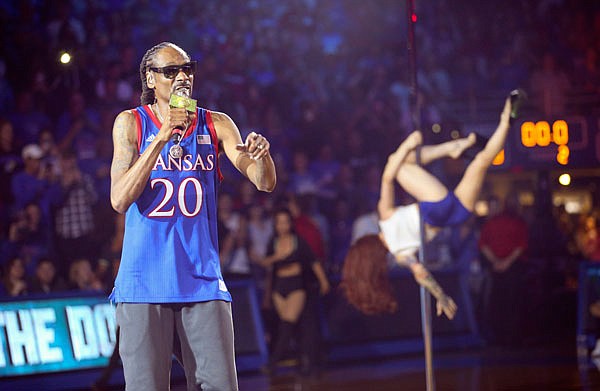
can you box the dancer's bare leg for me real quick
[381,130,423,184]
[454,97,512,211]
[381,131,476,214]
[395,164,448,203]
[379,131,436,219]
[393,133,476,203]
[404,133,476,165]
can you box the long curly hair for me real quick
[340,234,397,315]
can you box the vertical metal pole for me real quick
[406,1,435,390]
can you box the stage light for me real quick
[432,123,441,133]
[411,13,417,23]
[450,130,460,139]
[558,173,571,186]
[59,51,72,64]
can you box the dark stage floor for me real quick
[170,342,600,391]
[10,340,600,390]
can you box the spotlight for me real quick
[59,51,72,65]
[558,173,571,186]
[432,123,441,133]
[450,130,460,139]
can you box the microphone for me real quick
[167,92,197,159]
[168,92,198,143]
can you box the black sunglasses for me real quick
[149,61,197,79]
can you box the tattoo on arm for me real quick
[415,272,445,300]
[111,115,137,177]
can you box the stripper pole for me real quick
[406,1,435,390]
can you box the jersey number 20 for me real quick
[148,178,203,217]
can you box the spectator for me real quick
[0,60,14,117]
[5,203,51,274]
[309,143,341,200]
[233,180,260,212]
[68,258,103,292]
[220,215,252,277]
[29,257,67,294]
[287,194,326,263]
[479,193,529,346]
[0,119,20,209]
[260,208,330,375]
[530,53,571,117]
[573,47,600,94]
[575,213,600,261]
[492,47,530,91]
[356,163,382,213]
[217,192,241,234]
[94,258,113,294]
[331,163,358,209]
[1,257,28,297]
[37,129,61,182]
[328,197,354,275]
[49,151,98,269]
[45,0,86,51]
[11,143,52,213]
[8,91,51,146]
[287,150,319,196]
[247,203,273,263]
[55,91,102,161]
[95,61,134,107]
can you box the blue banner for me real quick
[0,295,116,377]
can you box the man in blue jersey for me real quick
[109,42,276,391]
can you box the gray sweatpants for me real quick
[116,301,238,391]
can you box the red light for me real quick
[412,13,417,22]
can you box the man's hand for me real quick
[158,107,196,142]
[236,131,270,160]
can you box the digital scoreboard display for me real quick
[520,119,570,164]
[490,115,599,169]
[0,295,116,377]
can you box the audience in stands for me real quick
[0,2,598,363]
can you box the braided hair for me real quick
[139,42,185,105]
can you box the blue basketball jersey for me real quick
[110,105,231,303]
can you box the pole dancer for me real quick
[340,94,513,377]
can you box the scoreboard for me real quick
[491,115,599,170]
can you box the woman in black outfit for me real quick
[261,208,330,373]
